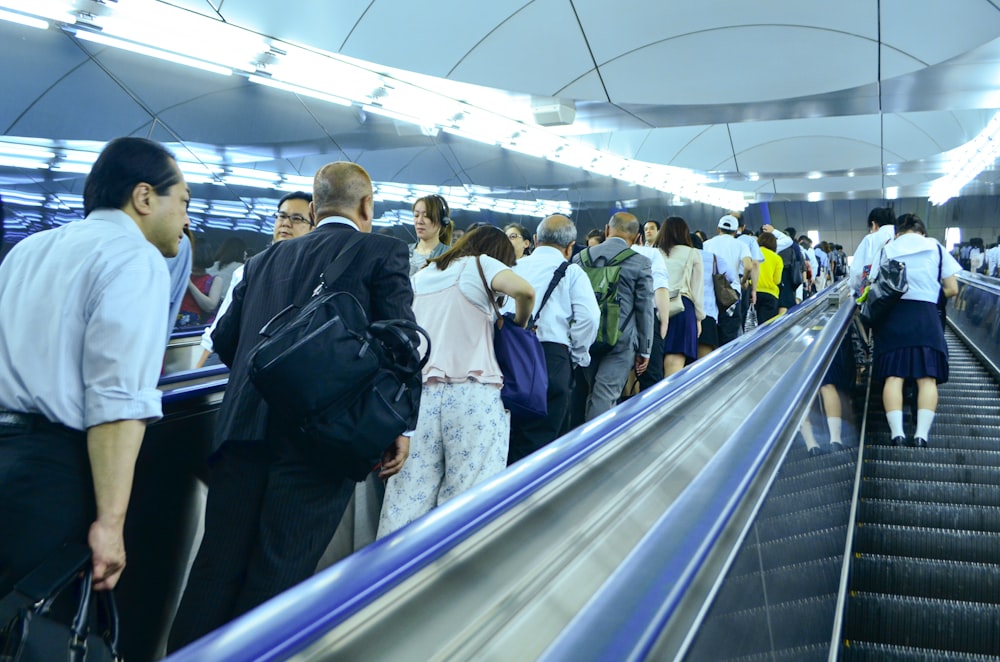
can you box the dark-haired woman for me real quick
[409,195,453,275]
[378,226,534,537]
[656,216,704,377]
[505,223,532,261]
[177,238,223,327]
[208,237,246,301]
[755,232,783,324]
[872,213,961,447]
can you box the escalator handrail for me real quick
[168,286,844,662]
[956,270,1000,295]
[540,288,856,661]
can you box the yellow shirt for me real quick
[758,247,783,298]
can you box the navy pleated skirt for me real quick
[873,299,949,383]
[663,296,698,361]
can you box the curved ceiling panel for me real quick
[599,27,880,105]
[445,0,597,99]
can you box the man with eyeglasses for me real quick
[195,191,314,367]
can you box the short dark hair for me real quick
[895,213,926,236]
[644,219,660,229]
[785,227,797,238]
[431,225,515,271]
[758,232,777,252]
[654,216,693,254]
[867,207,895,230]
[689,232,704,249]
[84,137,180,216]
[586,228,605,243]
[278,191,312,208]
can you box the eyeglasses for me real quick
[274,212,312,226]
[506,233,522,240]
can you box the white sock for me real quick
[915,409,936,440]
[886,410,904,439]
[827,417,842,444]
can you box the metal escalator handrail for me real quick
[540,285,856,661]
[957,271,1000,295]
[168,286,843,662]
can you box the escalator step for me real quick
[859,498,1000,532]
[771,464,859,497]
[860,478,1000,508]
[690,594,837,659]
[716,555,843,612]
[758,480,854,519]
[850,553,1000,603]
[721,642,829,662]
[730,526,848,575]
[866,436,1000,452]
[928,423,1000,439]
[756,501,852,543]
[863,460,1000,485]
[844,591,1000,655]
[865,447,1000,467]
[774,446,857,479]
[852,523,1000,564]
[841,640,1000,661]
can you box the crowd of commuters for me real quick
[0,135,981,655]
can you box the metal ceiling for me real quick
[4,0,1000,218]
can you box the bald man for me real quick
[506,215,600,463]
[169,162,416,650]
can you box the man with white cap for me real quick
[702,215,753,345]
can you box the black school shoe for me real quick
[891,436,906,446]
[912,437,928,447]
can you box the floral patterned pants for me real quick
[377,380,509,538]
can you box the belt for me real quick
[540,341,569,352]
[0,409,79,438]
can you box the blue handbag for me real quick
[475,258,567,421]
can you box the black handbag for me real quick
[475,257,549,420]
[248,233,430,481]
[712,255,740,311]
[859,248,908,328]
[0,543,120,662]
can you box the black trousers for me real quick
[0,422,92,597]
[717,299,743,346]
[168,436,354,652]
[508,342,572,464]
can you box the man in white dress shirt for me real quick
[0,137,190,595]
[507,214,600,463]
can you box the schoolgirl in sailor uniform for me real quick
[871,213,962,447]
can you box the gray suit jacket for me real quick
[572,236,654,356]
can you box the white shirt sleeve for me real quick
[567,264,601,367]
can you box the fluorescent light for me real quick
[0,9,48,29]
[74,31,233,77]
[929,111,1000,205]
[0,0,73,24]
[249,75,351,106]
[0,156,48,169]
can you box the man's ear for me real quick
[563,242,574,259]
[131,182,154,216]
[604,224,611,239]
[309,200,316,221]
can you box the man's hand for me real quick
[379,435,410,479]
[634,355,650,376]
[88,519,126,591]
[762,224,774,233]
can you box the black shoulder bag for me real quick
[248,233,431,481]
[0,543,120,662]
[859,245,909,328]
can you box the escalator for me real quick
[841,329,1000,659]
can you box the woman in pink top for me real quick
[378,227,535,538]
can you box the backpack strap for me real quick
[531,261,570,328]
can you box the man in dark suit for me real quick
[168,162,415,651]
[571,213,654,422]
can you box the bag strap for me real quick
[531,261,570,327]
[712,253,718,276]
[937,244,943,281]
[315,231,366,295]
[475,256,504,328]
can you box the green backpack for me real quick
[578,246,637,348]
